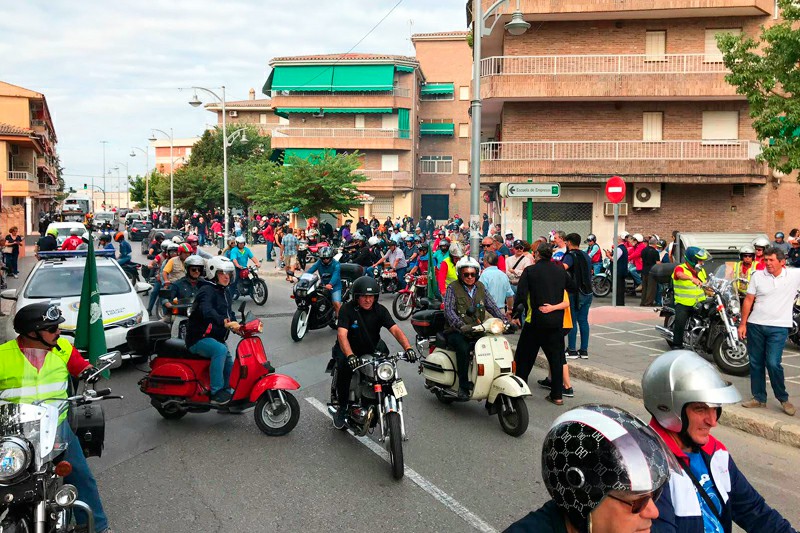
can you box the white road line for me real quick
[305,397,498,533]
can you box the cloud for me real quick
[0,0,467,189]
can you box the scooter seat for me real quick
[435,332,448,349]
[154,338,206,360]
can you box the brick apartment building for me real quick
[150,137,200,175]
[477,0,798,242]
[205,88,288,139]
[0,81,60,235]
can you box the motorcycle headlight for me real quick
[486,318,505,335]
[0,438,31,481]
[376,362,395,381]
[728,298,741,316]
[118,312,144,328]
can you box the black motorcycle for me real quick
[790,290,800,347]
[591,257,636,298]
[233,265,269,306]
[290,263,362,342]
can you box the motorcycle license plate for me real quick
[392,380,408,398]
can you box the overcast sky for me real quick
[1,1,467,191]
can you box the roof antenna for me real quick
[408,19,414,53]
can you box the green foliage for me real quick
[187,125,272,167]
[128,172,163,208]
[718,0,800,174]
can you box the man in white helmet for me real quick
[443,255,508,400]
[752,236,770,270]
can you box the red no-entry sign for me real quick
[605,176,626,204]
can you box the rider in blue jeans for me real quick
[306,246,343,317]
[184,256,238,405]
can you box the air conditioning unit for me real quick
[228,110,238,117]
[604,202,629,216]
[633,185,661,208]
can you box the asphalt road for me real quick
[3,243,800,532]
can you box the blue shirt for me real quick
[117,240,132,265]
[229,246,254,269]
[282,233,299,256]
[687,452,724,533]
[479,266,513,309]
[307,259,341,290]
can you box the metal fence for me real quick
[480,54,729,77]
[272,127,400,138]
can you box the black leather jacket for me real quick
[185,279,235,347]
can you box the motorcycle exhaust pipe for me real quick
[655,326,673,341]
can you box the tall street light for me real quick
[115,161,130,209]
[149,128,173,227]
[130,146,150,212]
[108,168,118,209]
[469,0,530,258]
[100,141,108,209]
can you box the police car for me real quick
[1,250,151,356]
[48,221,89,247]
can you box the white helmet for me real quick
[235,236,246,244]
[399,231,408,239]
[172,235,184,244]
[618,231,630,240]
[164,242,179,253]
[632,233,644,243]
[205,256,235,281]
[449,243,465,258]
[752,236,770,248]
[184,255,205,269]
[455,256,480,274]
[368,236,380,246]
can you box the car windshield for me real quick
[96,214,113,221]
[24,263,131,298]
[56,227,80,237]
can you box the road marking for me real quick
[305,397,498,533]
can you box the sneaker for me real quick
[210,390,232,405]
[537,377,552,390]
[333,407,347,430]
[741,398,767,409]
[578,350,589,359]
[562,387,574,398]
[782,401,796,416]
[565,350,580,360]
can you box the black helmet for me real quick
[14,303,65,335]
[99,234,111,243]
[319,246,334,259]
[351,276,380,303]
[154,232,165,241]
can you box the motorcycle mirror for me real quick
[417,298,431,310]
[238,301,247,321]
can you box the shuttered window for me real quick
[643,112,664,141]
[458,160,469,174]
[459,124,469,138]
[459,86,470,101]
[382,113,397,130]
[645,31,666,62]
[260,113,268,124]
[371,196,394,218]
[705,28,741,62]
[381,154,399,171]
[355,114,365,129]
[702,111,739,141]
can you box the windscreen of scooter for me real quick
[0,401,69,471]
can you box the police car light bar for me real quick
[38,250,116,259]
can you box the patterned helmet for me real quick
[178,243,192,254]
[684,246,709,267]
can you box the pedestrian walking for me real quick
[281,228,299,282]
[3,227,22,278]
[738,246,800,416]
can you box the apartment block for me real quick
[150,137,200,175]
[205,88,288,139]
[477,0,797,241]
[0,81,60,234]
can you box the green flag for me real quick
[427,248,441,302]
[73,227,108,373]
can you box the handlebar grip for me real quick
[94,388,112,397]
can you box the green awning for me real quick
[270,65,334,92]
[398,109,410,140]
[283,148,334,166]
[396,65,415,73]
[331,64,395,91]
[276,107,321,114]
[420,83,454,95]
[420,123,454,136]
[322,108,393,114]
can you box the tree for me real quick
[153,164,224,213]
[128,172,163,208]
[250,152,368,219]
[188,125,272,167]
[719,0,800,174]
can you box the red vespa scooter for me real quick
[129,302,300,436]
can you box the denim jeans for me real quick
[266,241,274,261]
[592,262,603,275]
[567,292,593,352]
[3,253,18,275]
[395,266,408,289]
[147,279,162,314]
[628,263,642,285]
[64,426,108,532]
[198,233,206,246]
[747,322,790,403]
[655,283,664,306]
[188,337,233,394]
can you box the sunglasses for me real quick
[462,272,477,278]
[188,267,203,272]
[742,254,755,258]
[42,325,60,334]
[607,487,662,514]
[482,243,493,248]
[514,246,524,250]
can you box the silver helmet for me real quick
[642,350,741,433]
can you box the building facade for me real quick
[151,137,200,175]
[477,0,797,241]
[205,88,288,139]
[0,81,60,234]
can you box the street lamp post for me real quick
[469,0,530,258]
[149,128,174,227]
[107,169,118,209]
[130,146,150,212]
[100,141,108,209]
[115,161,129,209]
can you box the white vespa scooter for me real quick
[411,307,531,436]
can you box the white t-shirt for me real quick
[746,267,800,327]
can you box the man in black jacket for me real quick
[512,243,576,405]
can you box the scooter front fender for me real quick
[249,373,300,403]
[487,374,531,403]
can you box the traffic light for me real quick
[83,183,87,190]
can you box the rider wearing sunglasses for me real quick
[506,404,675,533]
[167,254,205,304]
[643,350,795,533]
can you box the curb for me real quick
[529,356,800,450]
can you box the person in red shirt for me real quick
[752,237,769,271]
[627,233,647,288]
[60,227,84,250]
[262,223,276,261]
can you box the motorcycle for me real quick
[655,264,749,376]
[325,350,414,480]
[0,351,122,533]
[371,264,399,294]
[157,288,193,339]
[233,265,269,306]
[306,239,332,263]
[130,302,301,436]
[392,273,428,321]
[411,307,531,437]
[250,226,266,244]
[791,290,800,347]
[591,257,636,298]
[121,262,145,285]
[289,263,363,342]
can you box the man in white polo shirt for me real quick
[738,246,800,416]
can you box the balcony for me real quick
[7,171,33,181]
[479,140,767,183]
[38,183,58,196]
[356,170,413,191]
[480,54,741,100]
[491,0,773,20]
[270,88,412,111]
[271,127,412,151]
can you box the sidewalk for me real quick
[513,305,800,449]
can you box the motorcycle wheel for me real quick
[497,395,529,437]
[254,391,300,436]
[252,279,269,306]
[591,276,611,297]
[155,303,166,320]
[385,280,398,294]
[154,400,187,420]
[290,309,309,342]
[386,411,405,480]
[712,336,750,377]
[791,332,800,347]
[392,292,415,321]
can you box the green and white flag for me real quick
[73,227,108,373]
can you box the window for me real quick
[260,113,268,124]
[458,160,469,174]
[642,112,663,141]
[279,116,290,125]
[645,31,666,62]
[420,92,454,101]
[702,111,739,141]
[184,148,192,157]
[459,123,469,138]
[420,155,453,174]
[355,114,365,129]
[382,113,397,130]
[705,28,741,62]
[459,86,470,100]
[381,154,399,171]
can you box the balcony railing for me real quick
[7,171,33,181]
[480,140,762,161]
[481,54,730,78]
[270,87,411,98]
[357,170,411,180]
[273,127,404,139]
